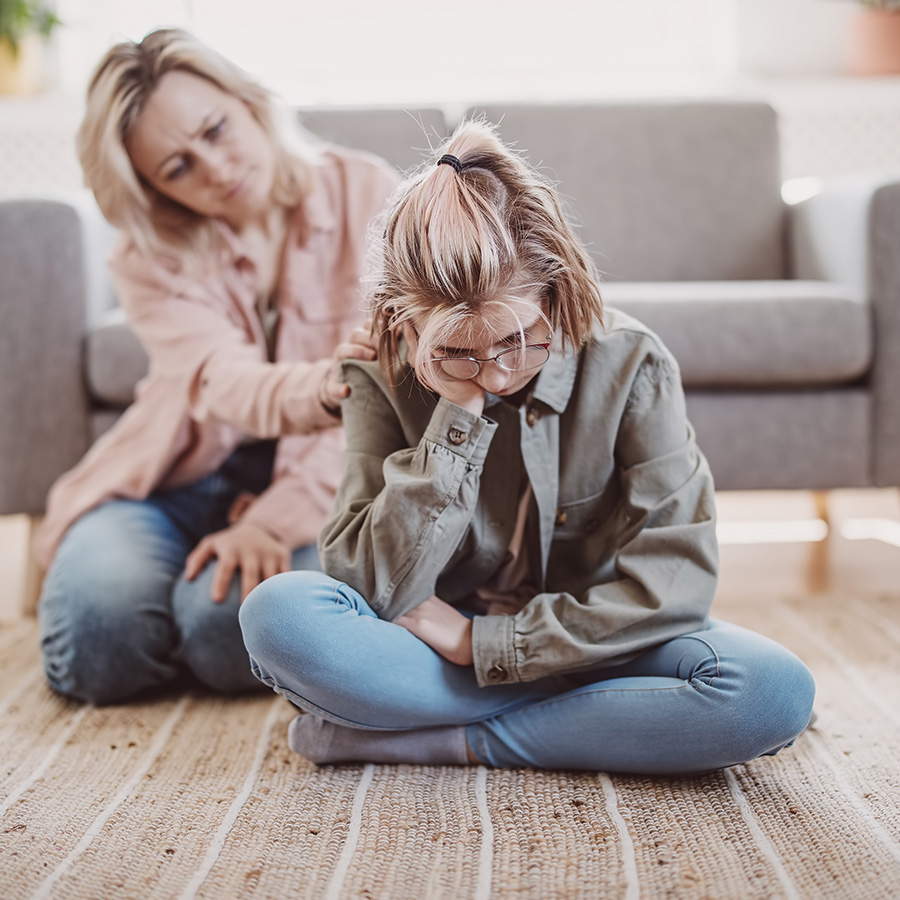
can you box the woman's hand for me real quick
[395,595,474,666]
[319,322,378,413]
[184,519,291,603]
[402,325,485,416]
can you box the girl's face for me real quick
[126,69,277,232]
[409,294,552,398]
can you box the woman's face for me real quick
[410,294,552,398]
[126,69,277,232]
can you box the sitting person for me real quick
[238,120,815,772]
[35,28,397,705]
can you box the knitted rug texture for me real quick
[1,591,898,900]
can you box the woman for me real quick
[239,120,815,773]
[35,29,397,705]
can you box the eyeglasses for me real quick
[430,338,552,381]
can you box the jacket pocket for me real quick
[552,487,619,540]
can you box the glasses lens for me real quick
[434,358,481,381]
[495,344,550,372]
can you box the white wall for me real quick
[735,0,860,76]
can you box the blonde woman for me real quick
[239,121,815,773]
[36,29,398,704]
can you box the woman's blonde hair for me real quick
[369,118,603,385]
[76,28,314,263]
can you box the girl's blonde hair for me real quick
[369,118,603,384]
[76,28,314,263]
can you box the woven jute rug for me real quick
[2,591,899,900]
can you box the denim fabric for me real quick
[240,571,816,774]
[39,441,320,705]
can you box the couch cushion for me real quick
[84,307,148,407]
[465,101,785,281]
[85,280,870,406]
[603,280,871,388]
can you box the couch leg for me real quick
[22,515,45,618]
[807,491,830,594]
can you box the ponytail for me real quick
[369,118,603,382]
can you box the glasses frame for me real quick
[429,337,553,382]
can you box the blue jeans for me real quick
[39,441,320,705]
[239,571,816,773]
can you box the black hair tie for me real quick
[437,154,463,174]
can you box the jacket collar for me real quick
[526,334,580,415]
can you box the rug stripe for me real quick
[472,766,494,900]
[0,705,89,818]
[177,698,283,900]
[723,767,802,900]
[776,605,900,729]
[804,731,900,866]
[599,773,640,900]
[324,763,375,900]
[29,696,189,900]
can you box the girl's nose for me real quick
[474,360,513,394]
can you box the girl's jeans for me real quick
[39,441,319,705]
[240,571,816,773]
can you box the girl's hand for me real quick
[402,325,485,416]
[184,519,291,602]
[395,595,475,666]
[320,321,378,412]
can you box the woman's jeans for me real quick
[240,572,816,774]
[39,442,320,705]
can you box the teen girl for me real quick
[239,120,815,772]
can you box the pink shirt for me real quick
[34,146,398,566]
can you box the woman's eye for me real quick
[165,160,188,181]
[205,118,225,140]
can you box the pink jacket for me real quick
[34,146,398,567]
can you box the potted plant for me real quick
[847,0,900,75]
[0,1,61,95]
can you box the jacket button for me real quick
[555,508,568,526]
[526,406,540,427]
[486,664,508,683]
[448,428,467,445]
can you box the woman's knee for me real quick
[38,506,185,703]
[39,567,178,704]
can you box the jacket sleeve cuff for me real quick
[472,614,521,687]
[424,398,495,465]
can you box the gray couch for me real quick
[2,100,899,532]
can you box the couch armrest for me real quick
[0,193,116,515]
[789,175,900,487]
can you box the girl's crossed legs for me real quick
[239,571,815,774]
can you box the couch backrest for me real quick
[464,101,786,281]
[298,107,449,173]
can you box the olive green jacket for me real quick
[319,308,718,688]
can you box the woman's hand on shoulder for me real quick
[395,595,474,666]
[319,321,378,414]
[184,519,291,603]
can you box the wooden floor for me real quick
[714,488,900,602]
[3,488,899,620]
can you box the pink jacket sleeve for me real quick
[108,248,338,438]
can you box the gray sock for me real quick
[288,715,470,766]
